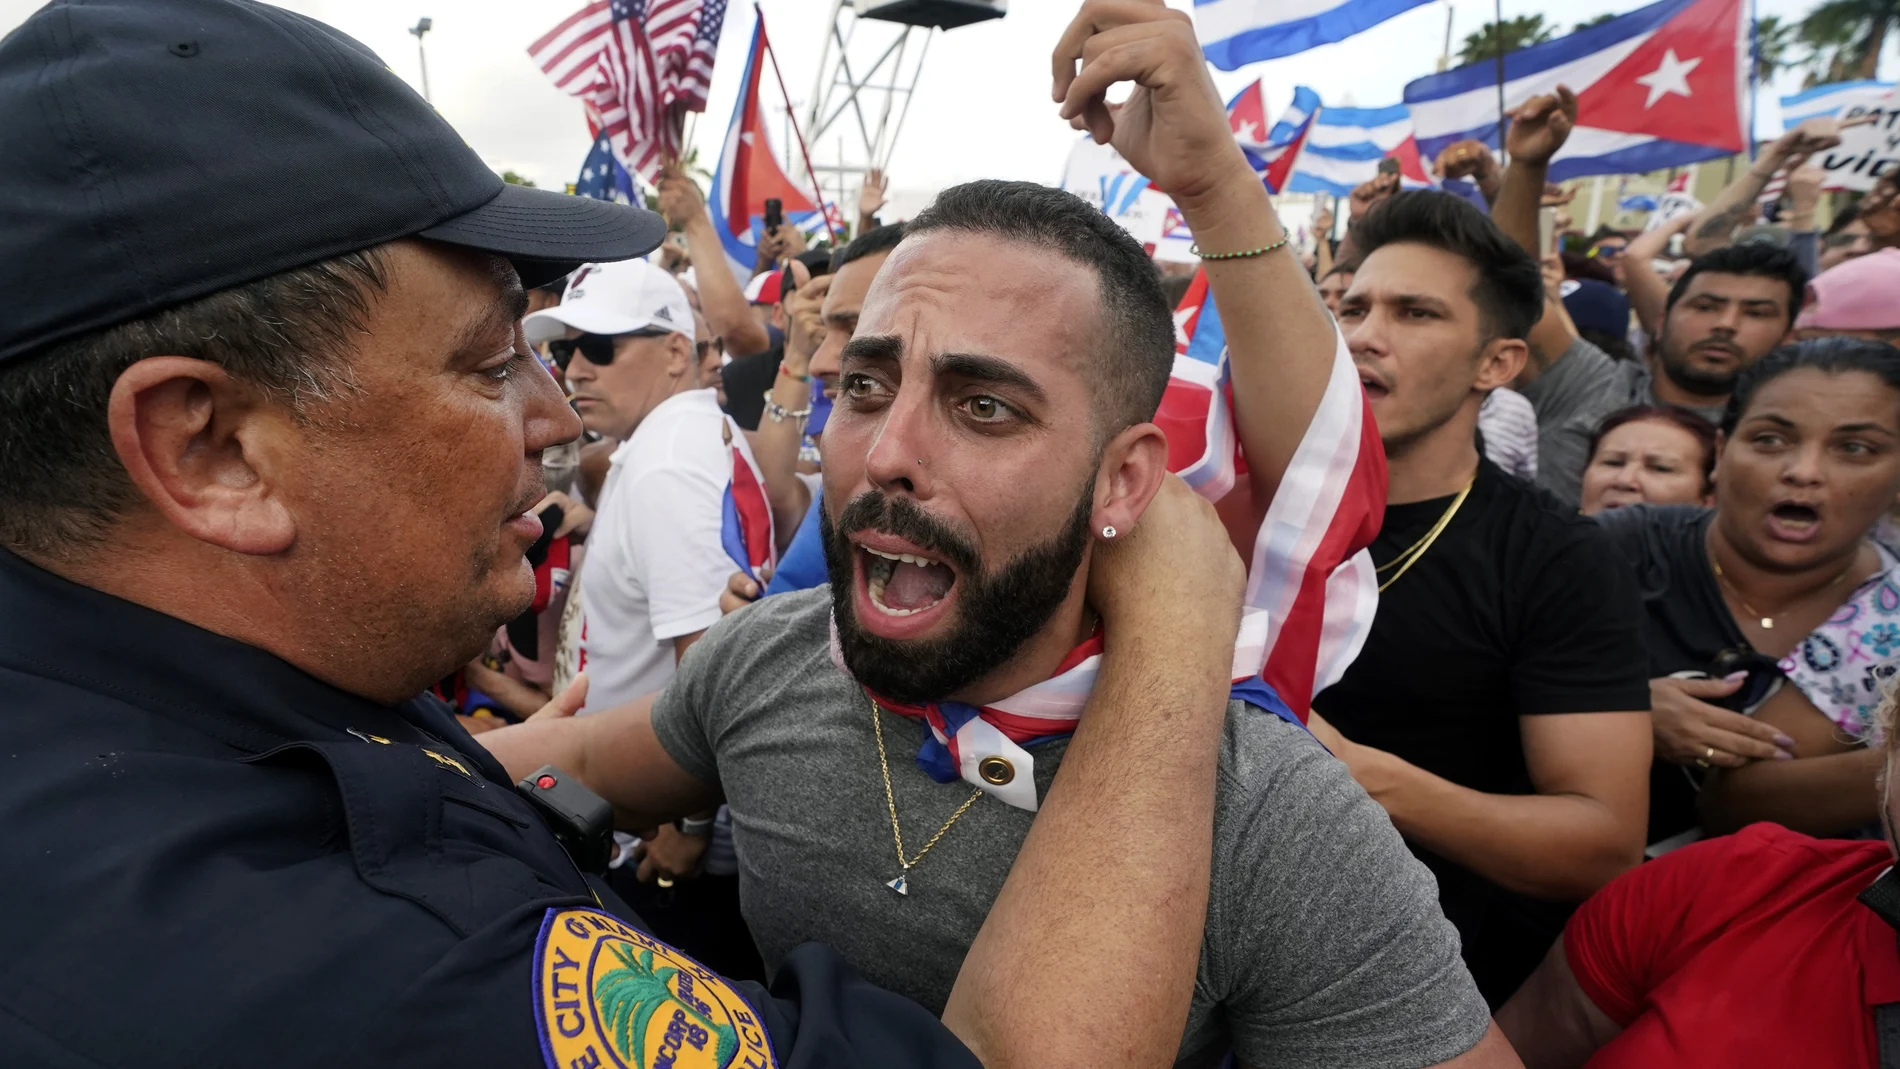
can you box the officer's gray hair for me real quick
[0,247,389,557]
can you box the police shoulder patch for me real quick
[535,907,776,1069]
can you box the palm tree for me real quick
[1458,14,1556,66]
[594,942,738,1066]
[1573,14,1616,33]
[1754,15,1801,82]
[1798,0,1899,82]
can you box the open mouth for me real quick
[861,545,957,617]
[1358,375,1390,401]
[1766,502,1822,541]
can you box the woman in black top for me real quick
[1594,338,1900,845]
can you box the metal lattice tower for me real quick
[800,0,1003,216]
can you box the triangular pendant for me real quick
[885,875,909,896]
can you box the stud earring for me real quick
[1100,525,1117,539]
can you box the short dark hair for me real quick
[0,249,388,556]
[1157,273,1194,310]
[833,222,908,272]
[905,180,1174,433]
[1320,260,1357,283]
[1722,336,1900,434]
[1588,404,1718,490]
[1352,191,1545,341]
[1664,243,1808,326]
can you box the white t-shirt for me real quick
[573,388,752,712]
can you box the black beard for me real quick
[821,485,1095,705]
[1657,336,1743,396]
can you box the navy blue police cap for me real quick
[0,0,667,365]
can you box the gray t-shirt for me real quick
[1520,337,1725,511]
[652,588,1491,1069]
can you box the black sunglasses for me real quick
[547,330,667,370]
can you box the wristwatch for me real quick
[675,815,716,837]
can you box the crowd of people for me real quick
[9,0,1900,1065]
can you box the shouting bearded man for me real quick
[484,2,1518,1065]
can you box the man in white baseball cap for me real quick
[529,256,763,973]
[526,258,698,443]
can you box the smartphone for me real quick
[1538,206,1558,258]
[763,197,783,232]
[1376,157,1401,177]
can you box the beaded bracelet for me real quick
[761,390,813,424]
[1191,234,1292,260]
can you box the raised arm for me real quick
[1681,116,1857,257]
[1054,0,1334,501]
[753,259,826,548]
[658,165,772,358]
[1622,213,1695,338]
[944,473,1243,1069]
[1491,87,1580,377]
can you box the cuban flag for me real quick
[1159,274,1386,711]
[1293,99,1423,196]
[707,15,821,284]
[1780,80,1895,130]
[720,429,775,580]
[1196,0,1436,70]
[573,131,638,204]
[1407,0,1749,181]
[1230,83,1316,194]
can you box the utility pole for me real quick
[409,17,433,104]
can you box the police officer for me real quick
[0,1,1250,1066]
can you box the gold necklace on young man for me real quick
[1710,554,1856,631]
[1375,475,1477,593]
[870,699,985,896]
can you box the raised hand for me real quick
[1051,0,1252,208]
[1505,85,1577,168]
[655,164,706,231]
[1434,139,1497,182]
[858,167,889,221]
[1088,474,1244,660]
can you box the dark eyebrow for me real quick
[448,278,529,362]
[1835,422,1899,437]
[932,351,1047,405]
[841,333,902,364]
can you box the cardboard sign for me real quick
[1819,87,1900,192]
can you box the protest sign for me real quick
[1819,87,1900,192]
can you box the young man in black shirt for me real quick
[1309,181,1652,1007]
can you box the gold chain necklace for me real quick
[1376,476,1476,593]
[1710,554,1855,631]
[870,700,984,896]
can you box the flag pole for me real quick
[1493,0,1508,164]
[1746,0,1759,163]
[756,5,839,246]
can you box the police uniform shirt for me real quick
[0,548,978,1069]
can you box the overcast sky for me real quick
[2,0,1883,203]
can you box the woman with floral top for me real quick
[1592,338,1900,847]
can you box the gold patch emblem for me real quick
[535,907,775,1069]
[422,748,472,779]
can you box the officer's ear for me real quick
[106,356,296,555]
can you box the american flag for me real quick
[530,0,727,183]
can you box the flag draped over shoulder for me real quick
[1165,275,1387,715]
[530,0,727,183]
